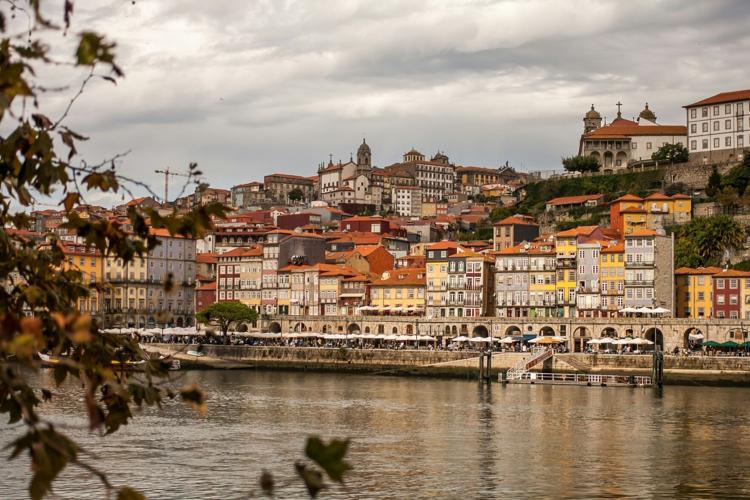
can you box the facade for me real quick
[318,140,383,209]
[492,215,539,251]
[61,242,103,315]
[369,268,426,314]
[231,182,267,208]
[579,103,687,172]
[392,185,422,217]
[599,242,625,317]
[264,173,315,203]
[494,244,530,318]
[624,230,674,314]
[575,241,602,317]
[546,194,603,212]
[383,149,456,202]
[675,266,723,318]
[425,241,462,318]
[711,269,750,319]
[610,193,692,235]
[684,89,750,163]
[216,246,263,312]
[456,166,505,195]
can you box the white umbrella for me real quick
[688,332,704,341]
[619,307,637,314]
[586,338,601,345]
[498,336,517,344]
[630,338,654,345]
[636,307,654,314]
[612,338,633,345]
[452,336,470,342]
[651,307,670,314]
[383,334,399,341]
[469,337,492,343]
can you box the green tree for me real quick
[0,4,348,499]
[722,160,750,196]
[196,302,259,340]
[651,143,689,163]
[706,166,722,197]
[288,188,304,202]
[562,155,600,174]
[717,186,741,214]
[674,215,745,268]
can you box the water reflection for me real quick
[2,370,750,499]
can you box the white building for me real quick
[684,89,750,163]
[318,139,382,209]
[579,103,687,173]
[392,185,422,217]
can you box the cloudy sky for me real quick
[26,0,750,205]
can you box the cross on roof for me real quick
[616,101,623,117]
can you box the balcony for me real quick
[626,260,655,269]
[625,279,654,286]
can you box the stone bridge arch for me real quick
[600,326,619,338]
[293,322,308,333]
[504,325,522,337]
[683,327,703,348]
[268,321,282,334]
[572,326,591,353]
[645,327,663,350]
[472,325,489,338]
[347,323,360,334]
[540,326,556,336]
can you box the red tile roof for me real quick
[370,268,426,287]
[584,122,686,139]
[556,226,600,237]
[196,253,218,264]
[494,215,537,227]
[626,229,657,237]
[219,246,263,257]
[611,194,644,203]
[675,266,723,276]
[712,269,750,278]
[685,89,750,108]
[547,194,603,206]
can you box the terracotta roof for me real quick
[196,281,216,291]
[354,245,385,257]
[494,215,537,227]
[370,268,426,287]
[601,242,624,253]
[455,166,501,174]
[644,193,672,201]
[196,253,218,264]
[266,173,314,182]
[427,241,464,251]
[584,122,686,139]
[611,194,644,203]
[556,226,599,237]
[219,246,263,258]
[684,89,750,108]
[671,194,691,200]
[547,194,603,206]
[149,228,186,238]
[626,229,657,237]
[712,269,750,278]
[675,266,723,276]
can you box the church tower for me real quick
[583,104,602,133]
[356,138,371,168]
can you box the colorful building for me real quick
[675,266,722,318]
[369,268,426,314]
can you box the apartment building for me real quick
[684,89,750,163]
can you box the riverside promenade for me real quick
[144,344,750,385]
[259,315,750,352]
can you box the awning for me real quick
[688,333,704,341]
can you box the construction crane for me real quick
[154,167,191,202]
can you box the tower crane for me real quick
[154,167,191,202]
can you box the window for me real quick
[702,123,709,133]
[702,107,708,117]
[714,138,720,148]
[690,140,697,150]
[726,136,732,147]
[726,104,732,114]
[713,106,719,116]
[690,124,697,134]
[725,119,732,130]
[691,108,696,119]
[702,139,709,149]
[646,142,652,150]
[713,121,720,131]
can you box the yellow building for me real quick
[611,193,692,235]
[554,226,607,317]
[61,242,103,315]
[674,266,722,318]
[600,241,624,317]
[425,241,462,318]
[369,268,426,313]
[527,244,556,318]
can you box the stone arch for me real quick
[268,321,282,334]
[176,316,184,327]
[347,323,360,334]
[444,325,451,335]
[406,324,414,335]
[392,326,399,335]
[378,324,384,335]
[683,327,703,348]
[645,327,663,350]
[540,326,555,336]
[364,326,371,334]
[603,151,614,168]
[472,325,489,338]
[322,324,333,333]
[147,316,156,327]
[589,151,601,163]
[293,322,307,333]
[615,151,628,167]
[573,326,589,338]
[573,326,590,353]
[237,323,248,333]
[505,325,522,337]
[185,316,194,327]
[600,326,618,338]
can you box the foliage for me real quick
[706,166,722,197]
[562,155,600,173]
[288,188,304,202]
[721,158,750,197]
[674,216,745,268]
[717,186,741,214]
[664,182,689,196]
[195,302,258,338]
[0,4,349,499]
[651,143,689,163]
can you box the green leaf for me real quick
[304,436,351,483]
[117,486,145,500]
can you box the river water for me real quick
[2,370,750,499]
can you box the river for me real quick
[2,369,750,499]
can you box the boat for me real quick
[186,350,205,357]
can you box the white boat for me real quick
[186,350,205,357]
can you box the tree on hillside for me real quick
[562,155,600,173]
[674,215,745,268]
[651,143,689,163]
[706,166,722,197]
[196,302,258,340]
[664,182,688,196]
[718,186,741,214]
[288,188,304,202]
[721,159,750,196]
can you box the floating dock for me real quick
[503,371,652,387]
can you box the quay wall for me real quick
[148,345,750,384]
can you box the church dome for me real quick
[357,138,371,155]
[585,105,601,119]
[638,103,657,122]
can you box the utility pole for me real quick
[154,167,191,202]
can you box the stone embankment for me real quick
[145,344,750,385]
